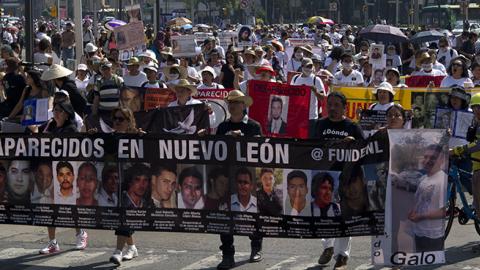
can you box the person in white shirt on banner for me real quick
[284,170,311,216]
[408,144,447,252]
[97,165,119,207]
[290,58,326,134]
[332,54,364,87]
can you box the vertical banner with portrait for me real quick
[372,129,448,267]
[22,98,49,126]
[248,80,311,138]
[195,88,234,133]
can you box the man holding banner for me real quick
[216,90,263,269]
[311,91,365,269]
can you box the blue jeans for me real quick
[61,47,74,63]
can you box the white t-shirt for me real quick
[436,48,458,68]
[440,76,474,88]
[142,81,167,88]
[198,83,225,90]
[433,61,447,74]
[33,52,61,71]
[36,32,51,42]
[412,170,447,239]
[75,77,90,98]
[290,74,326,120]
[123,71,148,87]
[369,102,394,111]
[332,70,364,86]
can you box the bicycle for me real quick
[444,157,480,239]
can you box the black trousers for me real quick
[219,233,263,256]
[415,235,444,252]
[115,228,135,237]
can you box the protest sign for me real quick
[248,80,311,138]
[21,98,49,126]
[360,110,387,130]
[0,132,387,238]
[217,31,238,49]
[143,88,176,110]
[195,88,234,131]
[369,44,386,70]
[372,129,448,267]
[434,108,474,139]
[114,21,146,51]
[172,35,199,57]
[237,25,254,47]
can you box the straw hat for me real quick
[225,90,253,107]
[301,45,313,56]
[172,79,198,96]
[127,57,141,66]
[163,64,187,80]
[143,62,158,73]
[415,52,434,68]
[41,64,73,81]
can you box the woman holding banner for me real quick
[109,106,144,265]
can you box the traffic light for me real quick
[50,5,57,17]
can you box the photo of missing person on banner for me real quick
[339,165,368,217]
[311,171,341,217]
[120,163,152,209]
[283,169,311,216]
[389,130,448,254]
[434,108,453,130]
[230,167,257,213]
[411,92,448,129]
[266,95,289,135]
[31,161,53,204]
[6,160,34,205]
[150,163,177,208]
[362,162,388,212]
[177,165,206,210]
[256,168,283,216]
[76,162,101,206]
[53,161,78,205]
[98,164,119,207]
[204,166,229,211]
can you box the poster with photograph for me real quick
[237,25,253,47]
[217,31,238,49]
[369,44,386,70]
[114,21,146,51]
[373,129,448,267]
[172,35,199,57]
[454,110,475,139]
[248,80,311,138]
[22,98,49,126]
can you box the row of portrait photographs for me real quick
[0,160,118,207]
[410,92,463,129]
[0,159,387,215]
[118,162,387,217]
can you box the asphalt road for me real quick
[0,219,480,270]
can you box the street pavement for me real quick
[0,220,480,270]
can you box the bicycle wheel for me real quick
[445,183,456,240]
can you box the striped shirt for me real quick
[95,75,124,111]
